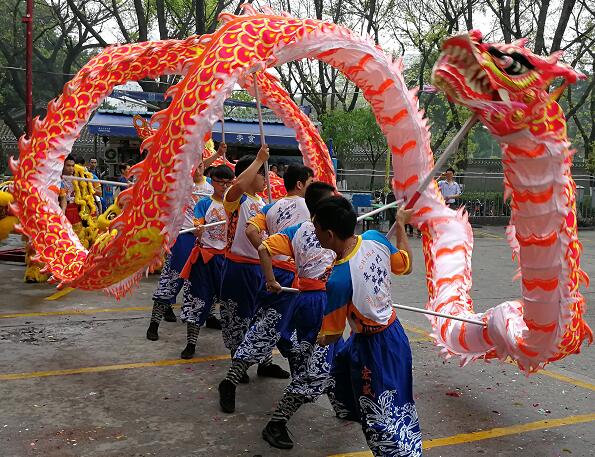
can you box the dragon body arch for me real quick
[12,8,590,372]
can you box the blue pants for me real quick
[182,254,224,325]
[152,233,196,305]
[219,260,262,352]
[328,320,423,456]
[235,290,327,398]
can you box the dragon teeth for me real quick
[498,89,512,106]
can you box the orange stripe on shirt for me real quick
[247,212,267,232]
[320,304,348,337]
[262,233,293,258]
[391,251,410,275]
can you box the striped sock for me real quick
[271,393,306,423]
[259,352,273,367]
[225,359,250,386]
[150,301,165,324]
[187,323,200,345]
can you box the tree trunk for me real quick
[196,0,205,35]
[156,0,168,40]
[369,167,376,191]
[133,0,148,41]
[550,0,577,52]
[534,0,551,55]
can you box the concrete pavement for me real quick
[0,227,593,456]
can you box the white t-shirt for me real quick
[182,178,214,231]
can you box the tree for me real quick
[0,0,110,138]
[321,107,387,190]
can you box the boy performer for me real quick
[314,196,422,457]
[219,145,287,382]
[146,145,225,339]
[177,165,235,359]
[260,183,339,449]
[244,164,314,318]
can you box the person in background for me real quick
[88,157,104,213]
[438,167,461,209]
[114,163,131,199]
[59,155,81,225]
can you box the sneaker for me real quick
[239,372,250,384]
[205,314,222,330]
[257,363,290,379]
[146,322,159,341]
[180,343,196,359]
[163,305,177,322]
[262,421,294,449]
[218,379,236,413]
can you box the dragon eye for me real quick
[488,47,534,76]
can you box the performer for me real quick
[218,170,321,415]
[177,165,234,359]
[146,144,225,339]
[219,145,288,383]
[315,196,423,457]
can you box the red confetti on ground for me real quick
[446,391,462,397]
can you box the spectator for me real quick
[59,155,81,225]
[438,167,461,209]
[88,157,104,213]
[114,163,132,199]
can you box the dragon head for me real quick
[97,202,122,233]
[432,30,585,137]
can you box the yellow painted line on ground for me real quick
[2,310,591,391]
[0,305,153,319]
[45,287,74,301]
[0,354,231,381]
[401,323,430,337]
[529,367,595,392]
[408,335,433,343]
[474,229,504,240]
[328,412,595,456]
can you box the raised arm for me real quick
[204,142,228,169]
[225,144,269,203]
[393,207,414,274]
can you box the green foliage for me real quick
[587,147,595,174]
[321,107,388,190]
[320,107,386,162]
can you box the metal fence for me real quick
[337,169,595,226]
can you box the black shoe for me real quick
[239,372,249,384]
[218,379,236,413]
[205,314,222,330]
[180,343,196,359]
[262,421,294,449]
[257,363,290,379]
[146,322,159,341]
[163,305,177,322]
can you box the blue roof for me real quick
[87,112,300,148]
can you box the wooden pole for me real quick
[252,75,272,203]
